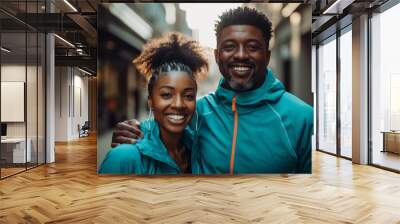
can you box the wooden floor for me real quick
[1,135,400,223]
[1,163,45,178]
[1,167,26,178]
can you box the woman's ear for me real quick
[147,97,152,110]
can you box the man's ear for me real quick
[214,48,219,65]
[266,50,271,66]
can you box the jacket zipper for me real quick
[230,96,238,174]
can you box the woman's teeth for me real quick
[166,114,185,124]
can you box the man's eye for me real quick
[247,45,260,51]
[223,45,235,51]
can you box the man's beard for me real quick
[225,77,255,92]
[218,61,258,92]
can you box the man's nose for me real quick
[233,45,248,60]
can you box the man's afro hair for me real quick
[215,7,273,45]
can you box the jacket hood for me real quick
[215,68,285,109]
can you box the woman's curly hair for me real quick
[133,32,209,95]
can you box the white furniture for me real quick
[1,138,31,163]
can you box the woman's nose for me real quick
[171,95,184,109]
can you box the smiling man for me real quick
[111,7,313,174]
[216,25,269,92]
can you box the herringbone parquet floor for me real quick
[1,134,400,223]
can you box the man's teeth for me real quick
[232,66,250,71]
[167,115,184,120]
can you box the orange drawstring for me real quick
[230,96,238,175]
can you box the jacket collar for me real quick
[137,119,193,171]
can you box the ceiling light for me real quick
[163,3,176,25]
[54,34,75,48]
[78,67,93,76]
[63,0,78,12]
[290,12,301,25]
[105,4,153,40]
[323,0,355,15]
[1,47,11,53]
[271,3,283,12]
[75,42,84,47]
[282,3,300,18]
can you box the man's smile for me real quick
[229,63,254,78]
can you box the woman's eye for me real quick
[160,93,172,99]
[185,94,195,100]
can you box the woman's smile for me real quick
[165,113,187,125]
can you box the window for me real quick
[0,1,47,179]
[370,2,400,171]
[317,36,337,154]
[339,29,352,158]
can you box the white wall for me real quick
[55,67,68,141]
[73,73,89,138]
[1,65,39,137]
[1,64,26,81]
[1,63,46,164]
[54,67,89,141]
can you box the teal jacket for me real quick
[191,68,313,174]
[99,120,193,174]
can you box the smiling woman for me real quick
[98,32,208,174]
